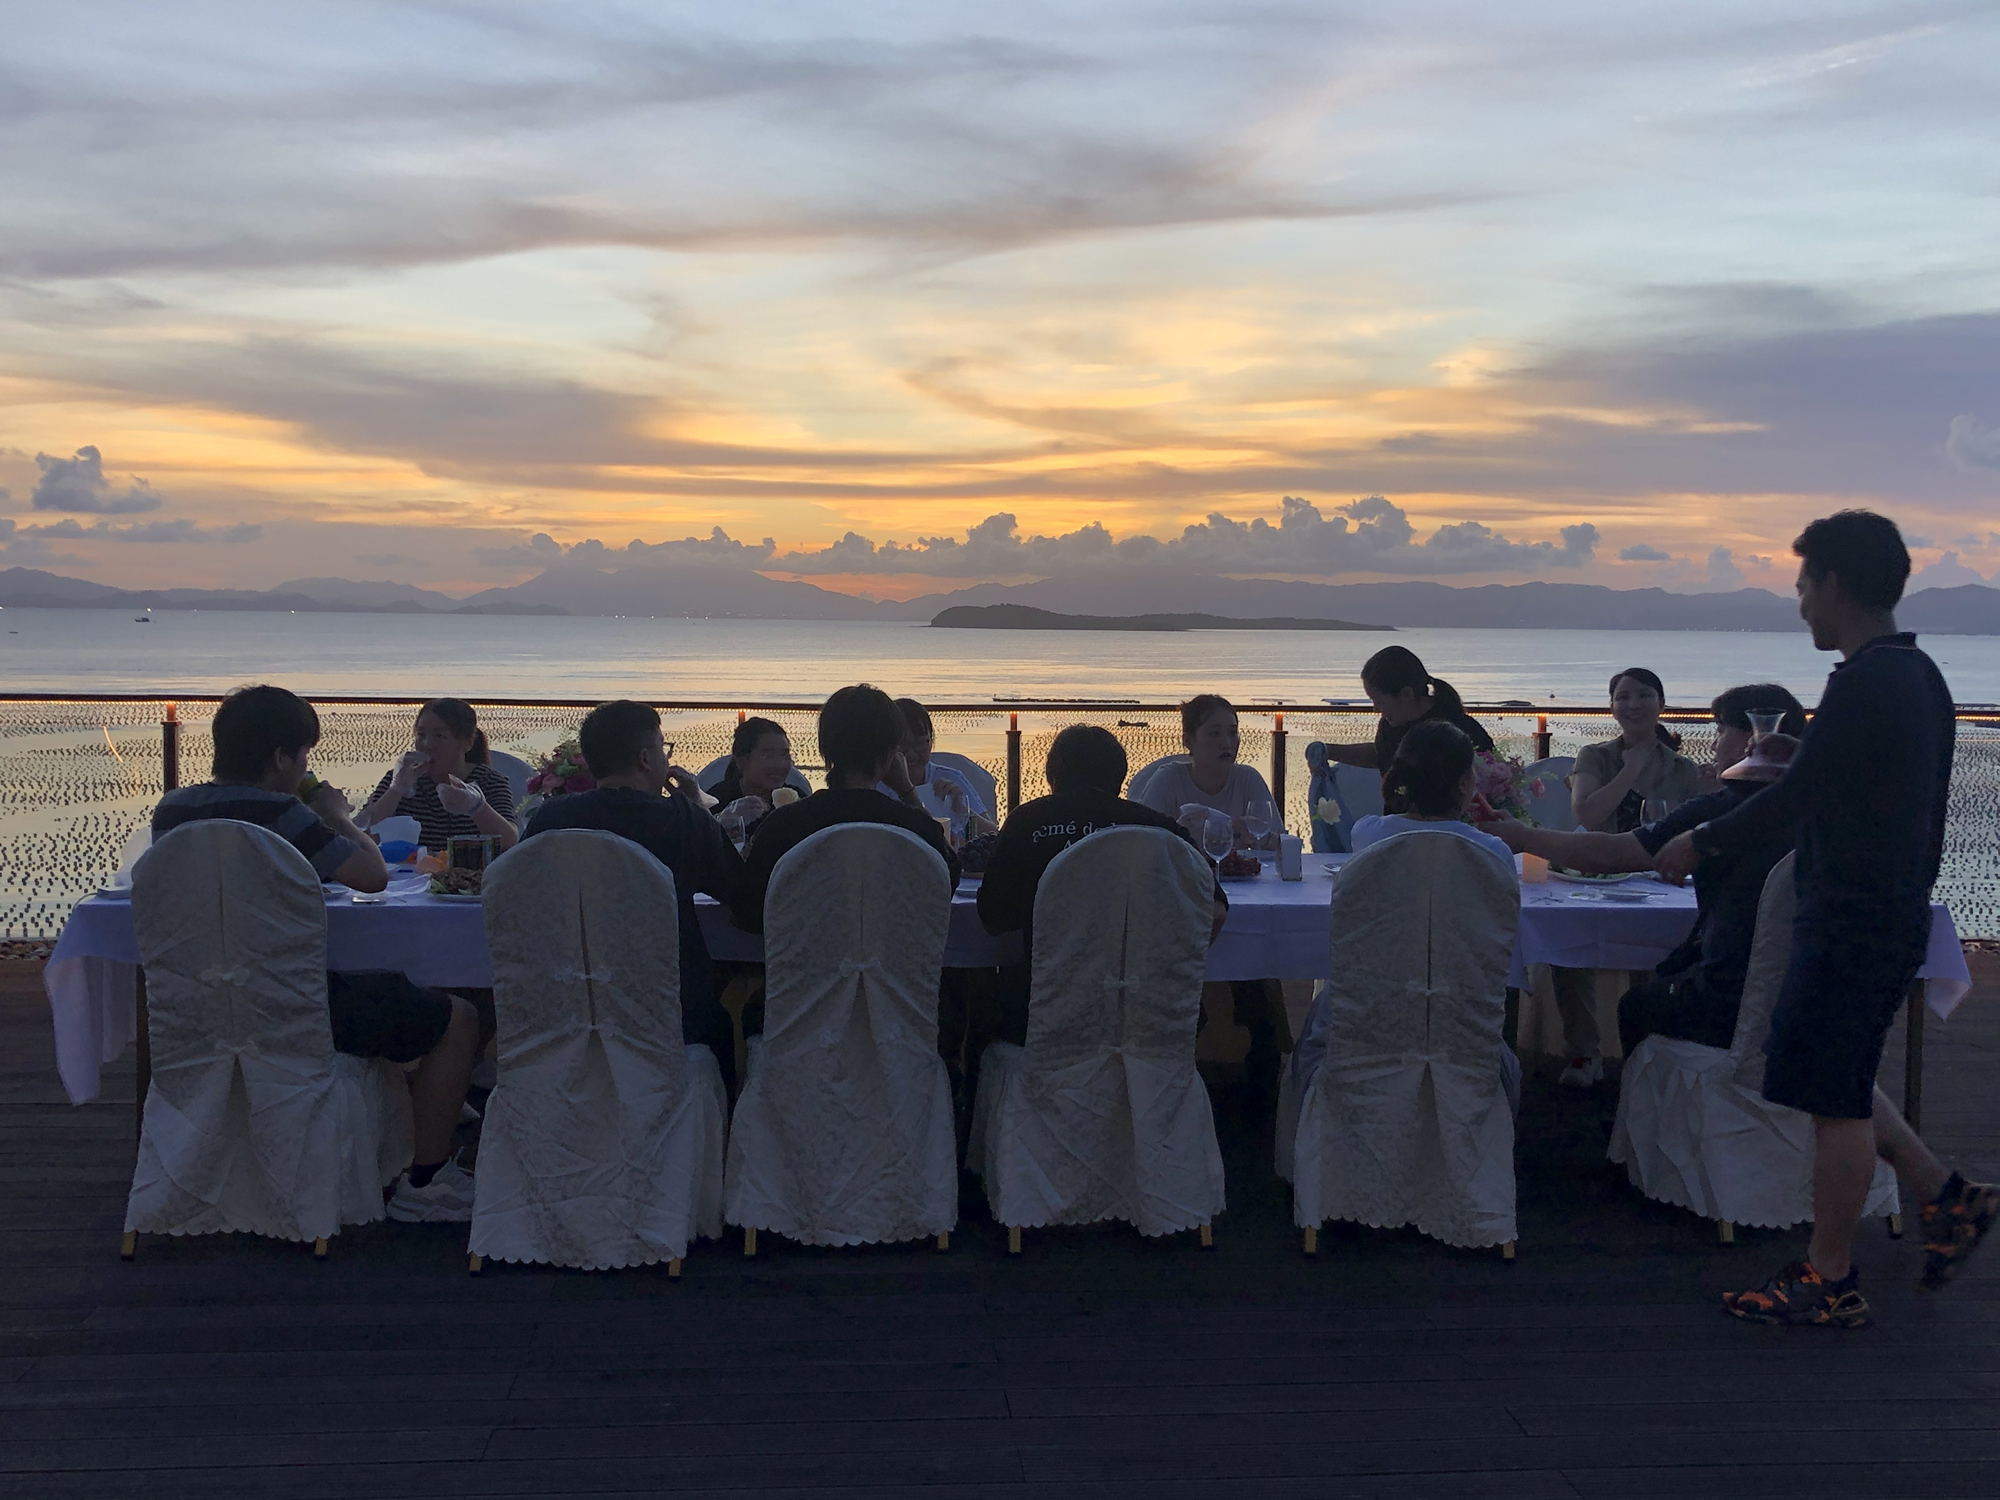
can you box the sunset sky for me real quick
[2,1,1996,598]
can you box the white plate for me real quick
[1550,870,1635,885]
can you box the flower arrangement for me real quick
[1470,750,1544,823]
[520,738,594,815]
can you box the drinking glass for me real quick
[718,807,747,855]
[1243,798,1276,845]
[1747,710,1783,748]
[1641,797,1669,826]
[1201,816,1234,865]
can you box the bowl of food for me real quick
[958,831,999,876]
[427,867,484,902]
[1217,849,1263,879]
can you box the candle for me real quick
[1535,713,1548,734]
[1009,712,1019,731]
[164,702,178,723]
[1274,711,1285,732]
[736,709,746,724]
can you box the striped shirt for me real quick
[366,763,514,851]
[152,783,356,880]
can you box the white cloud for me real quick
[28,445,163,514]
[1618,543,1671,561]
[1946,415,2000,474]
[1909,549,1993,589]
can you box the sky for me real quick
[1,0,1997,600]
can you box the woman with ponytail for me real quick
[1310,646,1495,774]
[361,697,519,853]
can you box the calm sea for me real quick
[7,608,2000,705]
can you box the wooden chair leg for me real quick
[1716,1220,1736,1246]
[667,1258,683,1279]
[934,1232,950,1253]
[1006,1225,1022,1256]
[743,1226,758,1258]
[311,1237,329,1260]
[1501,1241,1517,1262]
[1302,1226,1319,1257]
[1887,1213,1905,1239]
[1198,1223,1214,1250]
[467,1253,483,1275]
[119,1231,136,1262]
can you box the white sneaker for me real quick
[1557,1056,1604,1089]
[387,1160,475,1223]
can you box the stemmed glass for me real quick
[1747,710,1784,749]
[1243,798,1277,847]
[1201,814,1234,867]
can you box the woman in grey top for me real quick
[1137,694,1278,849]
[1551,667,1708,1087]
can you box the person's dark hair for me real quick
[730,715,786,764]
[417,697,488,765]
[1362,645,1466,719]
[1710,683,1807,740]
[1382,720,1474,818]
[1046,724,1128,797]
[1180,693,1234,746]
[894,697,934,742]
[211,684,320,782]
[1794,509,1910,611]
[1609,668,1682,751]
[578,700,660,779]
[819,684,905,781]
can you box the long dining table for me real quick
[45,858,1971,1113]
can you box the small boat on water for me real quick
[133,616,151,624]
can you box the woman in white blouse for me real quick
[1137,694,1279,850]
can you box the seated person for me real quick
[731,683,959,935]
[978,725,1228,1044]
[708,717,799,836]
[1290,716,1521,1130]
[359,698,518,853]
[521,700,742,1085]
[151,684,480,1222]
[1136,694,1279,850]
[1481,684,1806,1059]
[888,697,997,844]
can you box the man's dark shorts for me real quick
[327,970,454,1063]
[1761,924,1921,1121]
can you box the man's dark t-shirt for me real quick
[977,789,1225,1038]
[523,787,741,1061]
[1631,781,1792,1046]
[729,787,960,934]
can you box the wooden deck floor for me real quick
[4,955,1998,1499]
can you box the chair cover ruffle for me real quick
[1281,830,1519,1249]
[472,830,726,1269]
[124,821,397,1244]
[967,827,1223,1237]
[725,824,957,1246]
[1609,853,1899,1227]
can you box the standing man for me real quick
[1656,511,1995,1325]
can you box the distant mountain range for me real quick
[3,563,1998,635]
[931,604,1391,632]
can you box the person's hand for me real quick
[309,779,354,824]
[1654,829,1701,884]
[391,748,428,794]
[437,775,485,815]
[661,765,704,803]
[883,750,917,803]
[1477,815,1531,852]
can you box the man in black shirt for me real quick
[523,700,742,1083]
[979,725,1227,1045]
[1655,511,1996,1323]
[730,683,959,935]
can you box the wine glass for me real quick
[1243,797,1276,847]
[1641,797,1669,826]
[718,806,747,855]
[1747,710,1783,749]
[1201,815,1234,866]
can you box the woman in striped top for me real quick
[360,698,518,853]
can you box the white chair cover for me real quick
[472,830,727,1268]
[1281,830,1519,1249]
[486,750,534,810]
[1127,755,1187,807]
[967,828,1223,1237]
[1330,763,1385,849]
[724,824,957,1245]
[1522,756,1577,829]
[124,821,400,1244]
[928,751,998,815]
[1608,853,1899,1227]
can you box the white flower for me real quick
[1315,797,1341,824]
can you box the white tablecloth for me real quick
[44,863,1972,1104]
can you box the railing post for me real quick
[1533,713,1551,761]
[161,702,180,792]
[1270,711,1287,816]
[1005,712,1021,816]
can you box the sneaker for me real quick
[1557,1056,1603,1089]
[1723,1259,1869,1328]
[1920,1174,2000,1291]
[387,1161,475,1223]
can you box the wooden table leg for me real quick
[133,968,150,1143]
[1902,980,1925,1134]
